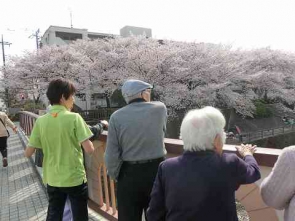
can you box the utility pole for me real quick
[68,8,73,28]
[0,35,12,109]
[29,29,41,111]
[70,10,73,28]
[1,35,12,66]
[29,29,40,49]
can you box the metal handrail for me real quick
[241,124,295,142]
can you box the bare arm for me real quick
[24,147,36,158]
[81,139,94,154]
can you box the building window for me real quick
[55,31,82,41]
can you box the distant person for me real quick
[282,116,289,124]
[0,111,17,167]
[227,131,235,139]
[46,104,52,113]
[25,79,95,221]
[147,107,261,221]
[105,79,167,221]
[260,146,295,221]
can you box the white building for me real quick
[120,26,152,38]
[40,26,115,47]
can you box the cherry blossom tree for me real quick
[4,36,295,117]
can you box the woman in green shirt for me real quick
[25,79,94,221]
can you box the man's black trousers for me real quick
[46,182,88,221]
[117,158,163,221]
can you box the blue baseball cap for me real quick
[122,79,153,98]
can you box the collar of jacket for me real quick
[128,98,146,104]
[50,105,68,111]
[183,150,216,156]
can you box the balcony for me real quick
[19,111,284,221]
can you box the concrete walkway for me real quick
[0,130,108,221]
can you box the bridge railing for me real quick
[19,111,284,221]
[19,111,39,136]
[241,123,295,142]
[76,108,118,121]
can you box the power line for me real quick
[5,27,42,50]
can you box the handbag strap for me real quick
[0,117,10,137]
[0,117,6,128]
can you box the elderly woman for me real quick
[260,146,295,221]
[147,106,261,221]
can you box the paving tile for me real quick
[0,128,109,221]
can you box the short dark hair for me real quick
[46,78,76,105]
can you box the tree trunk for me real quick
[264,90,268,101]
[226,108,234,132]
[34,94,40,104]
[106,96,111,108]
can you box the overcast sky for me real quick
[1,0,295,65]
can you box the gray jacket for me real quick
[105,100,167,180]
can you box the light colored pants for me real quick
[63,197,73,221]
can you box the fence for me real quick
[241,124,295,142]
[76,108,118,121]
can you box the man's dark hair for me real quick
[46,78,76,105]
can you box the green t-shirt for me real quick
[28,105,93,187]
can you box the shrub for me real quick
[254,100,273,118]
[8,113,20,121]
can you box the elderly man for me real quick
[147,106,261,221]
[105,79,167,221]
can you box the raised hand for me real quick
[235,144,257,158]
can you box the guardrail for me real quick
[19,111,39,136]
[241,124,295,142]
[76,108,118,121]
[19,111,283,221]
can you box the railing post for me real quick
[102,165,110,211]
[109,179,117,215]
[19,111,39,135]
[29,118,32,135]
[97,165,104,206]
[19,113,22,129]
[25,115,27,135]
